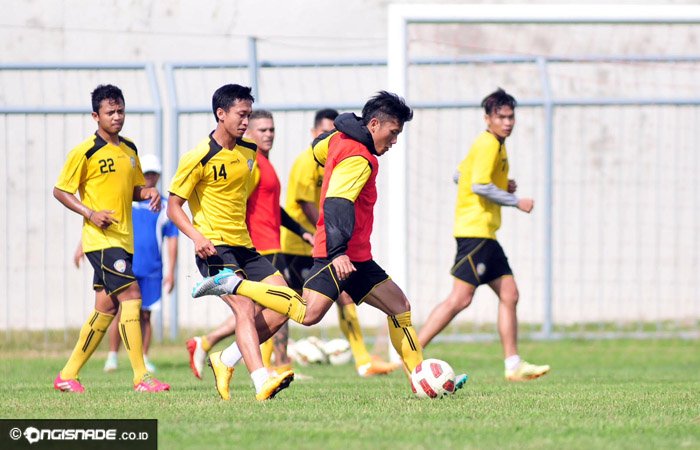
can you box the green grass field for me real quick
[1,339,698,449]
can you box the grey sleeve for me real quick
[472,183,519,207]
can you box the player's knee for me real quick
[302,311,323,326]
[140,310,151,322]
[449,291,473,311]
[391,298,411,316]
[120,283,141,300]
[500,290,519,307]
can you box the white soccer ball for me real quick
[288,337,328,365]
[322,338,353,366]
[410,358,456,399]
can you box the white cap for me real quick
[140,154,162,174]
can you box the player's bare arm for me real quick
[299,200,320,225]
[167,194,217,258]
[163,236,178,293]
[53,187,117,229]
[134,185,162,211]
[73,241,84,268]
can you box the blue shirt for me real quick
[132,198,178,278]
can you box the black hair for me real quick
[211,84,255,122]
[361,91,413,125]
[91,84,124,113]
[481,88,517,115]
[313,108,339,128]
[249,109,273,121]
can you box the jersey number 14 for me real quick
[212,164,227,180]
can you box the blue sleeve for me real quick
[163,220,179,238]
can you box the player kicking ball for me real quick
[192,91,467,393]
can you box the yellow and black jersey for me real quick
[55,132,145,253]
[169,133,257,247]
[454,131,509,239]
[310,130,337,167]
[280,146,324,256]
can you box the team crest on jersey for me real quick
[476,263,486,276]
[114,259,127,273]
[130,157,137,168]
[247,159,254,171]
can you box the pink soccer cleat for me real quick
[134,374,170,392]
[53,372,85,393]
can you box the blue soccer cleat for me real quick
[191,268,241,298]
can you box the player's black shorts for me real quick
[86,247,137,296]
[451,238,512,286]
[196,246,279,282]
[263,253,287,273]
[303,258,390,305]
[281,254,314,290]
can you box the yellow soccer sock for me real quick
[119,299,148,384]
[61,310,114,380]
[201,335,212,352]
[338,303,371,367]
[236,280,306,324]
[260,338,274,367]
[387,311,423,374]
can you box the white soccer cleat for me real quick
[143,355,156,373]
[505,360,550,381]
[192,268,242,298]
[103,354,118,372]
[186,337,207,379]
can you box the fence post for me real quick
[248,37,259,101]
[537,57,554,339]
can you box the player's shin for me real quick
[119,299,149,384]
[235,280,307,324]
[387,311,423,374]
[61,310,114,379]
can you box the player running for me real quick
[53,84,170,393]
[418,88,550,381]
[167,84,294,401]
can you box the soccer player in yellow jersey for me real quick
[281,108,397,377]
[167,84,293,401]
[417,88,550,381]
[53,84,170,393]
[185,110,312,379]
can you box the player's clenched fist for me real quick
[89,209,119,229]
[194,235,217,259]
[517,198,534,213]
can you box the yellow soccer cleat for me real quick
[207,351,234,400]
[255,369,294,401]
[505,360,550,381]
[357,356,401,377]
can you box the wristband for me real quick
[88,210,94,221]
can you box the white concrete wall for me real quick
[2,1,700,335]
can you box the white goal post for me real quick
[385,4,700,336]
